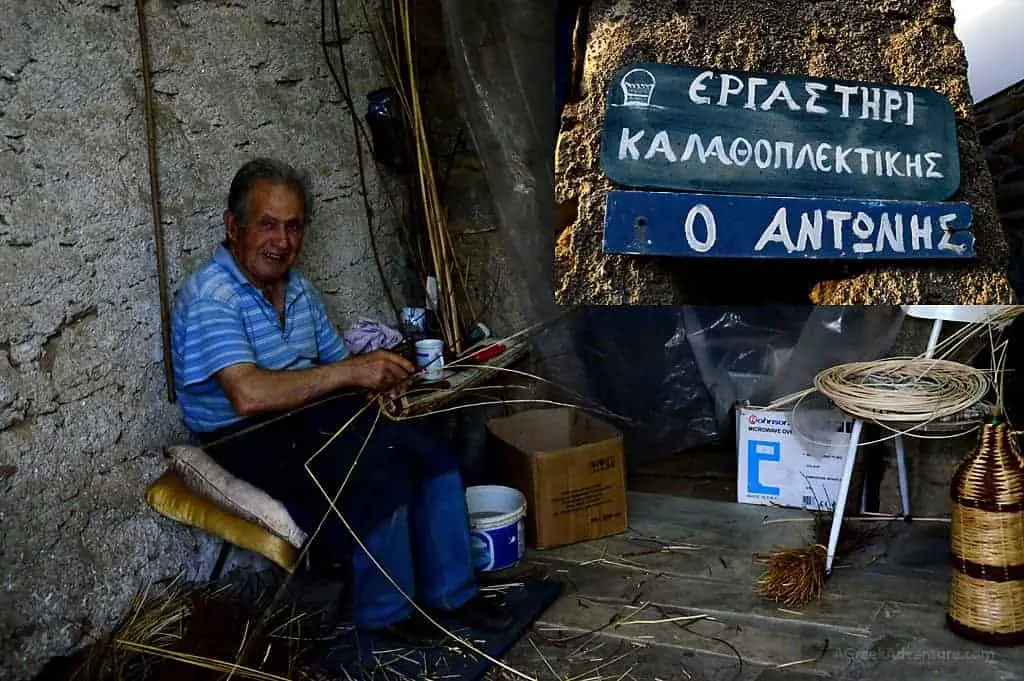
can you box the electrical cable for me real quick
[320,0,402,324]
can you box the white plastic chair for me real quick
[823,305,1015,575]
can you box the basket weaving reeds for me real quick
[948,416,1024,645]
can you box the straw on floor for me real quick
[755,545,827,608]
[755,512,877,608]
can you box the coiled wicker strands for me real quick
[813,358,990,426]
[948,415,1024,645]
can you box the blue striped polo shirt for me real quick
[170,245,349,433]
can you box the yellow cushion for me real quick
[165,445,308,549]
[146,470,298,573]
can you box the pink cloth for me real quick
[344,318,404,354]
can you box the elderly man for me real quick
[170,158,512,646]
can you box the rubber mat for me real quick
[309,577,564,681]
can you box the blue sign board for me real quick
[603,190,975,260]
[600,63,961,202]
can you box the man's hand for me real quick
[213,350,417,418]
[346,350,415,393]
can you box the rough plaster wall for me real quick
[554,0,1015,305]
[976,79,1024,282]
[0,1,406,678]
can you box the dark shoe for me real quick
[377,612,446,648]
[447,593,514,633]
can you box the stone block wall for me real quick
[976,78,1024,287]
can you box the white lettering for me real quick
[861,86,882,121]
[718,73,745,106]
[755,208,797,252]
[854,148,873,174]
[805,82,829,114]
[835,84,859,118]
[883,89,903,124]
[618,124,945,188]
[619,128,644,160]
[795,144,818,171]
[851,212,875,253]
[909,215,933,250]
[835,146,853,174]
[689,71,714,105]
[644,131,677,161]
[684,204,717,253]
[906,154,923,178]
[775,141,794,169]
[876,213,905,253]
[745,77,769,110]
[816,143,833,172]
[796,210,823,251]
[938,213,964,254]
[681,134,705,162]
[729,137,753,166]
[681,134,734,165]
[884,151,904,177]
[826,210,853,250]
[754,139,773,168]
[704,136,732,165]
[761,81,801,111]
[675,72,912,126]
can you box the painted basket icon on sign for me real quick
[600,63,962,202]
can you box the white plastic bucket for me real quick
[465,485,527,572]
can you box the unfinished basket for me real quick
[947,418,1024,645]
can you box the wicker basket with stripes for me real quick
[947,417,1024,645]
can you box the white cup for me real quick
[415,339,445,381]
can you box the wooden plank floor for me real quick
[486,492,1024,681]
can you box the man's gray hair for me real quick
[227,158,314,226]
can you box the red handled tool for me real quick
[470,343,506,362]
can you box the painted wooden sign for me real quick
[603,190,975,260]
[600,63,961,202]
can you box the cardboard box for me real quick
[487,408,628,549]
[736,405,853,511]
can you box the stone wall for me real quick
[0,1,525,678]
[554,0,1015,305]
[976,79,1024,290]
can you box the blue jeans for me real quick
[201,394,479,629]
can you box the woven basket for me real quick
[947,419,1024,645]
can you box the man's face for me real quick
[225,180,306,288]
